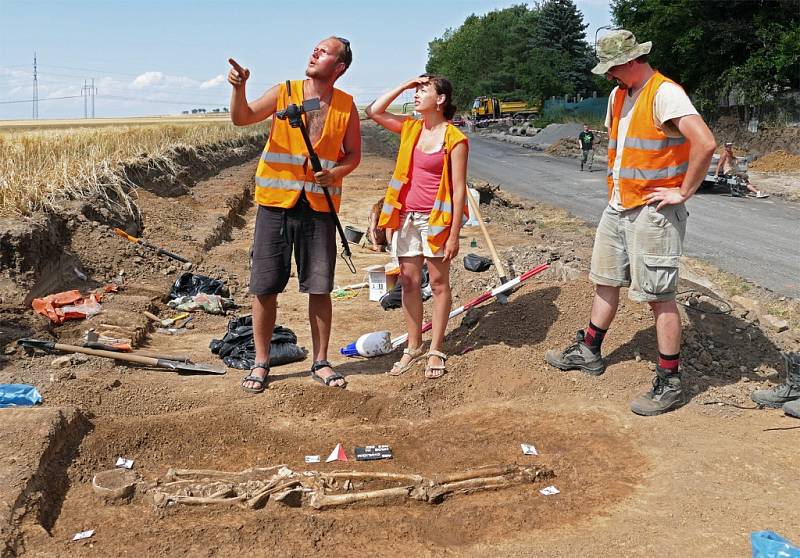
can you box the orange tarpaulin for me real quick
[32,290,103,324]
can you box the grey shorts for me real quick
[589,203,688,302]
[249,200,336,296]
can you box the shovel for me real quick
[17,338,226,375]
[465,189,510,304]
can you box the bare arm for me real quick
[643,114,716,209]
[365,77,425,134]
[443,141,468,262]
[675,115,716,199]
[227,58,279,126]
[714,149,726,176]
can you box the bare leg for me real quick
[649,300,681,356]
[425,257,451,374]
[589,284,621,330]
[398,256,425,366]
[244,293,277,389]
[308,293,343,387]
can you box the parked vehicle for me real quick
[471,96,540,121]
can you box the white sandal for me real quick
[388,345,426,376]
[425,350,448,379]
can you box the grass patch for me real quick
[0,121,265,216]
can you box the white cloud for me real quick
[200,74,225,89]
[130,71,164,89]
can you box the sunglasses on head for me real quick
[336,37,351,55]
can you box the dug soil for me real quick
[1,122,798,557]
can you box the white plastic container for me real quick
[340,331,393,357]
[464,188,481,227]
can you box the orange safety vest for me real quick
[254,80,353,212]
[378,118,468,252]
[607,72,691,209]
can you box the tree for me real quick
[532,0,594,94]
[611,0,800,109]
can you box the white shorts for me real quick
[392,211,444,259]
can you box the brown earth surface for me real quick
[748,149,800,173]
[1,123,799,557]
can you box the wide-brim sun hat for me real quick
[592,29,652,75]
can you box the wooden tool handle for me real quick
[53,342,160,367]
[465,190,507,279]
[113,228,138,243]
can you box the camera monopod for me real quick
[274,80,356,274]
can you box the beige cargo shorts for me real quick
[589,203,688,302]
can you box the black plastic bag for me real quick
[379,264,432,311]
[209,315,306,370]
[463,253,492,273]
[170,272,229,300]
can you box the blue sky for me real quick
[0,0,613,120]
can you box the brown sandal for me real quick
[425,350,448,379]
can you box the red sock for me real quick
[658,352,680,374]
[584,321,607,350]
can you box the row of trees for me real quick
[611,0,799,111]
[426,0,799,114]
[425,1,600,110]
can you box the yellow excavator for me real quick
[471,96,540,121]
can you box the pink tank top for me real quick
[398,146,445,213]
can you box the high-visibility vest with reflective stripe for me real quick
[378,118,468,252]
[254,80,352,212]
[607,72,691,209]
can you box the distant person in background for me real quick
[715,142,769,198]
[578,123,595,171]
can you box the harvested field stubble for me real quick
[0,122,265,216]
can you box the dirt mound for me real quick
[712,116,800,157]
[545,137,578,157]
[749,149,800,172]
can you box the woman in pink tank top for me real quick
[366,74,468,380]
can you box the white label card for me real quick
[520,443,538,455]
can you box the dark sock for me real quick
[658,352,680,374]
[583,321,607,351]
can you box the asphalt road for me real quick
[468,135,800,298]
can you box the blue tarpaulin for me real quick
[0,384,42,408]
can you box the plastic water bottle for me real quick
[340,331,393,357]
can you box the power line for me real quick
[0,94,83,105]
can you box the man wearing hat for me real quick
[545,30,717,416]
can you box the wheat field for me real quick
[0,119,265,216]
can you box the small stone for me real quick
[182,262,193,271]
[51,355,72,369]
[741,376,750,383]
[50,370,76,382]
[698,350,713,367]
[70,353,89,365]
[761,314,789,333]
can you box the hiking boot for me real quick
[630,367,684,416]
[751,352,800,408]
[784,398,800,419]
[544,330,605,376]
